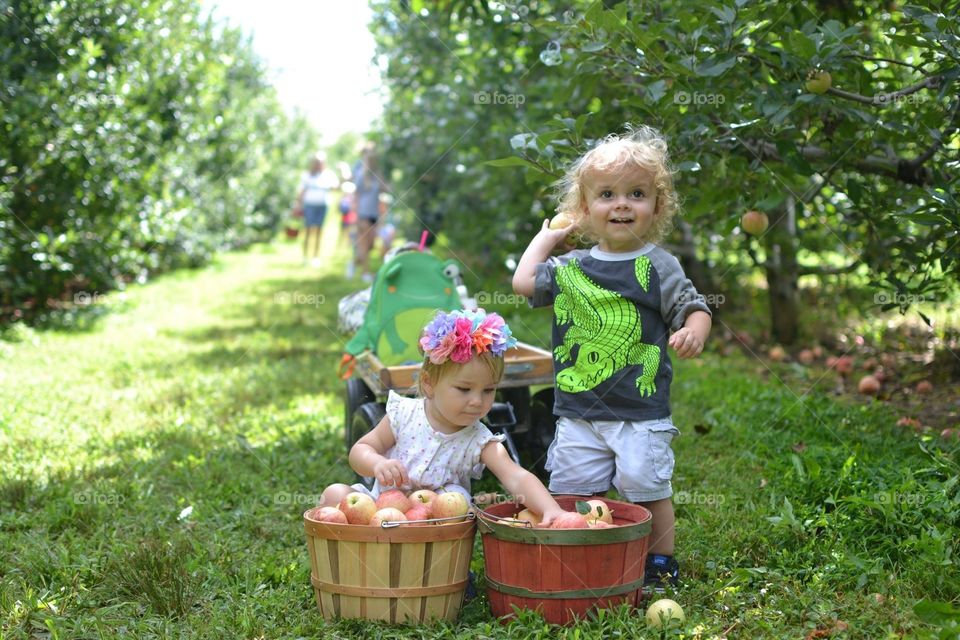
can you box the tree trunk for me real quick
[764,196,800,345]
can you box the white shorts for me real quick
[545,415,679,502]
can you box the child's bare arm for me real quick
[480,441,566,526]
[348,416,408,487]
[668,310,712,359]
[512,220,577,297]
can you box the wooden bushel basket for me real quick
[477,496,652,625]
[303,511,476,623]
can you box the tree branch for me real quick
[842,53,930,73]
[825,75,941,106]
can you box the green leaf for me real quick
[914,599,960,624]
[695,56,738,77]
[580,41,606,53]
[485,156,533,167]
[575,500,591,515]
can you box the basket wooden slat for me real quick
[304,514,476,623]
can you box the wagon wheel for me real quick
[344,377,376,448]
[527,388,557,479]
[349,401,386,488]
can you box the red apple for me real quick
[897,416,921,430]
[432,492,470,520]
[550,512,590,529]
[858,375,881,395]
[338,492,377,525]
[408,489,439,509]
[376,489,412,513]
[768,345,786,362]
[584,499,614,524]
[370,507,408,527]
[916,380,933,394]
[741,210,769,235]
[515,508,542,526]
[834,356,854,376]
[405,504,433,524]
[940,428,959,440]
[307,506,348,524]
[797,349,815,365]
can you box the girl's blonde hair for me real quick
[554,124,679,244]
[418,351,505,396]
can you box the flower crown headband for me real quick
[419,309,518,365]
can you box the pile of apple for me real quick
[501,499,619,529]
[306,489,470,527]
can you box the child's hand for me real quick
[536,507,568,529]
[537,218,579,252]
[669,327,704,359]
[372,459,409,489]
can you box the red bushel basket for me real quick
[477,495,652,625]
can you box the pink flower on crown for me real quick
[427,333,457,364]
[450,317,475,363]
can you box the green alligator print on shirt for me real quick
[553,257,660,396]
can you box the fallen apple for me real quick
[858,375,881,396]
[797,349,815,365]
[768,345,786,362]
[645,598,685,629]
[376,489,412,513]
[370,507,408,527]
[805,69,832,94]
[338,492,377,525]
[833,356,854,376]
[741,210,769,235]
[916,380,933,394]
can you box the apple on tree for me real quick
[805,69,832,94]
[741,210,769,235]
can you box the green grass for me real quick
[2,237,959,639]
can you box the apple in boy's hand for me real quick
[370,507,408,527]
[645,598,685,629]
[307,506,348,524]
[376,489,412,513]
[339,492,377,525]
[549,212,575,230]
[408,489,438,508]
[432,492,469,520]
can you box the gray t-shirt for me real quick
[532,244,711,421]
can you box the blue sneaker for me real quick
[643,554,679,594]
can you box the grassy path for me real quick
[1,239,957,638]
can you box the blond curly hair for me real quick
[554,124,679,245]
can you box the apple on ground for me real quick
[797,349,815,365]
[805,69,832,94]
[645,598,685,629]
[916,380,933,394]
[858,375,881,395]
[432,492,470,520]
[768,345,786,362]
[403,504,432,525]
[741,210,769,235]
[376,489,412,513]
[338,492,377,525]
[307,506,348,524]
[408,489,438,508]
[370,507,408,527]
[550,512,590,529]
[833,356,854,376]
[515,508,542,526]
